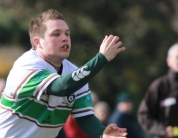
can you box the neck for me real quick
[36,50,62,68]
[46,58,62,68]
[44,58,62,69]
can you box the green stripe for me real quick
[18,70,53,99]
[1,97,71,125]
[0,94,15,107]
[73,93,93,110]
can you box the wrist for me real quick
[98,52,109,62]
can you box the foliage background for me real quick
[1,0,178,112]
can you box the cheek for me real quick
[172,59,178,67]
[44,39,57,49]
[47,38,57,45]
[167,59,175,68]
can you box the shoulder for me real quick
[13,49,47,70]
[63,59,78,68]
[145,74,169,98]
[62,59,78,74]
[149,75,168,88]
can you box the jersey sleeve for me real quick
[3,69,59,102]
[71,85,94,118]
[47,52,108,96]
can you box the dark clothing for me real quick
[108,108,145,138]
[56,128,67,138]
[138,69,178,137]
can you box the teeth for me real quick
[62,45,68,49]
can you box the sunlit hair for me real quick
[29,9,65,50]
[167,43,178,57]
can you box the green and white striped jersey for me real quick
[0,49,94,138]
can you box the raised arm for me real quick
[47,35,125,96]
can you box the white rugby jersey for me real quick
[0,49,94,138]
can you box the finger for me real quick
[116,46,125,53]
[109,123,117,129]
[117,41,122,47]
[120,128,127,133]
[107,35,115,42]
[102,35,108,43]
[115,128,127,135]
[111,36,120,44]
[117,132,127,137]
[118,128,127,132]
[117,128,127,134]
[113,38,123,50]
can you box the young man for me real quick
[0,9,127,138]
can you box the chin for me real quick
[62,54,70,59]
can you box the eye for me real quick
[66,32,70,36]
[52,33,60,36]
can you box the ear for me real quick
[166,57,171,67]
[33,37,41,48]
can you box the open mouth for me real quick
[61,45,69,49]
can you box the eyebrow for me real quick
[52,29,70,32]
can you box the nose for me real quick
[61,34,68,42]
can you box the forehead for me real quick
[170,46,178,57]
[44,19,69,32]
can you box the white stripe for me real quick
[15,70,40,101]
[36,74,59,100]
[72,107,94,118]
[72,107,93,113]
[76,91,91,99]
[72,111,94,118]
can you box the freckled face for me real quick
[38,19,71,65]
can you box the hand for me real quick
[102,124,127,138]
[99,35,125,61]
